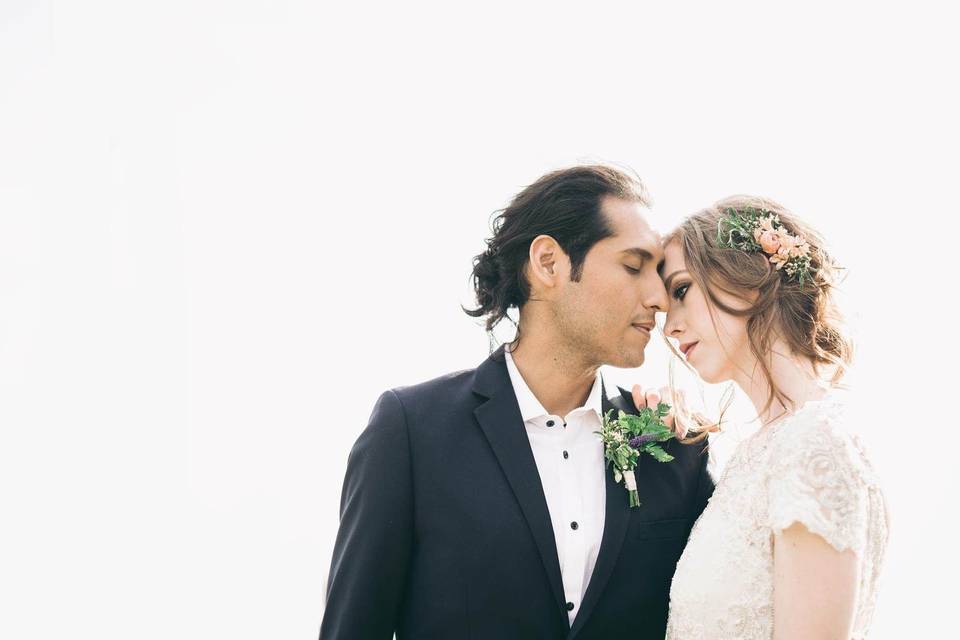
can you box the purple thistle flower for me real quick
[629,434,657,448]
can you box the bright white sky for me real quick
[1,1,956,638]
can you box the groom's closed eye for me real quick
[620,247,659,270]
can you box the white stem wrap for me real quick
[623,469,637,491]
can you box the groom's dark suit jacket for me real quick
[319,346,713,640]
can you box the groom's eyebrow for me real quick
[621,247,655,262]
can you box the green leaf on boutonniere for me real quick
[595,404,678,508]
[646,444,675,463]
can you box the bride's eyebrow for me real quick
[662,270,689,292]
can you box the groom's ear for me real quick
[528,235,568,291]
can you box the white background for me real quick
[1,1,957,638]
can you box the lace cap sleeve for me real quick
[766,400,870,555]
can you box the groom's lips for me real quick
[631,321,655,336]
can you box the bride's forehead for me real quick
[662,240,686,268]
[663,239,684,256]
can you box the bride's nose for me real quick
[663,311,684,338]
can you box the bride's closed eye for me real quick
[672,283,690,301]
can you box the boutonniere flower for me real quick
[595,404,677,508]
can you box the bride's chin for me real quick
[693,363,722,385]
[699,367,734,386]
[695,370,713,384]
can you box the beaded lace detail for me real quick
[665,392,889,639]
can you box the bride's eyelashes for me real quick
[624,265,641,275]
[672,282,690,301]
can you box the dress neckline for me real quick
[752,387,846,440]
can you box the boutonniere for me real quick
[595,404,677,508]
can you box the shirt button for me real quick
[546,419,555,427]
[562,450,569,459]
[570,521,579,530]
[566,601,575,611]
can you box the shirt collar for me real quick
[503,348,605,423]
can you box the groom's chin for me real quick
[609,350,646,369]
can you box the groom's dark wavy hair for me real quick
[464,164,650,334]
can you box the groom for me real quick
[318,165,713,639]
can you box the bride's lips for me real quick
[680,341,699,358]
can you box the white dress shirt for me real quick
[503,349,607,626]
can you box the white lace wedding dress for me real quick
[666,392,889,639]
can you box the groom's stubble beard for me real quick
[551,284,648,371]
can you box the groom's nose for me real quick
[641,274,670,313]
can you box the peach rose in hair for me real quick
[789,237,811,258]
[758,230,781,254]
[777,233,797,253]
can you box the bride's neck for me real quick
[733,337,829,427]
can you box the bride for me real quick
[653,197,889,639]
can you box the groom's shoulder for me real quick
[392,366,475,400]
[383,362,482,419]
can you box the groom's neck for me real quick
[509,336,600,418]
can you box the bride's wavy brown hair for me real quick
[666,196,853,443]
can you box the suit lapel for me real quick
[567,384,633,639]
[471,347,568,621]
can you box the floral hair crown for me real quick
[717,207,814,284]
